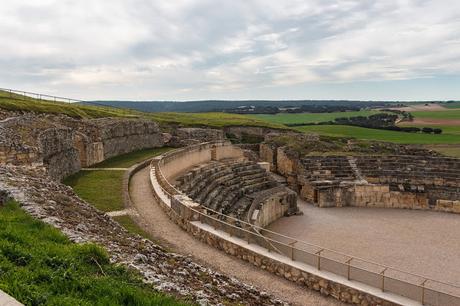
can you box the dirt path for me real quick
[129,167,340,306]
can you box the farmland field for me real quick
[294,125,460,144]
[442,102,460,109]
[250,110,385,125]
[411,109,460,120]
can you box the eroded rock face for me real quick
[1,112,215,180]
[0,165,286,306]
[168,128,224,147]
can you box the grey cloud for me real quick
[0,0,459,100]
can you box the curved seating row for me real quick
[176,159,282,220]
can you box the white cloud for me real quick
[0,0,459,100]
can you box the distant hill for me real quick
[81,100,398,113]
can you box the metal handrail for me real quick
[0,87,84,103]
[152,142,460,303]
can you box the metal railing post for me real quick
[346,258,353,280]
[316,249,324,270]
[289,241,297,261]
[421,279,428,305]
[381,268,388,292]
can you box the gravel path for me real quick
[129,167,340,306]
[268,200,460,285]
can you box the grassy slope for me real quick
[426,145,460,158]
[0,201,187,306]
[295,125,460,144]
[442,102,460,109]
[250,110,385,124]
[147,112,286,129]
[65,148,170,238]
[64,171,125,212]
[0,90,284,129]
[0,90,136,118]
[91,147,173,168]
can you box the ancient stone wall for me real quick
[95,119,164,160]
[168,128,224,147]
[38,128,81,180]
[259,143,277,171]
[1,112,207,180]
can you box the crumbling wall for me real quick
[95,119,164,160]
[259,143,277,171]
[38,128,81,180]
[168,128,224,147]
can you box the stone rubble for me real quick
[0,164,287,306]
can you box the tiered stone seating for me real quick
[300,156,357,183]
[176,159,281,220]
[299,155,459,206]
[355,156,460,188]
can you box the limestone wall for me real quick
[259,143,277,171]
[92,119,164,161]
[161,142,244,181]
[0,114,169,180]
[168,128,224,147]
[314,184,460,214]
[38,128,81,180]
[251,192,290,228]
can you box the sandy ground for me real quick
[129,167,340,306]
[268,200,460,286]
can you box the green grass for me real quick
[426,145,460,158]
[0,201,187,306]
[147,112,286,129]
[250,110,386,125]
[112,215,150,239]
[0,90,285,129]
[64,171,124,212]
[0,90,137,119]
[92,148,173,168]
[411,109,460,120]
[441,102,460,109]
[295,125,460,144]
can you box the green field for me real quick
[148,112,286,129]
[0,201,186,306]
[442,102,460,109]
[65,149,168,239]
[250,110,385,125]
[411,109,460,120]
[0,90,285,129]
[64,170,125,212]
[295,125,460,144]
[91,147,173,168]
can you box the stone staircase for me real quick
[347,156,368,184]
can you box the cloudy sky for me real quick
[1,0,459,101]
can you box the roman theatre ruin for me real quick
[148,140,460,306]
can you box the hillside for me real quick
[0,90,285,129]
[82,99,394,113]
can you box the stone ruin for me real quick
[260,141,460,214]
[176,158,298,227]
[0,111,223,180]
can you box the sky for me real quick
[1,0,459,101]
